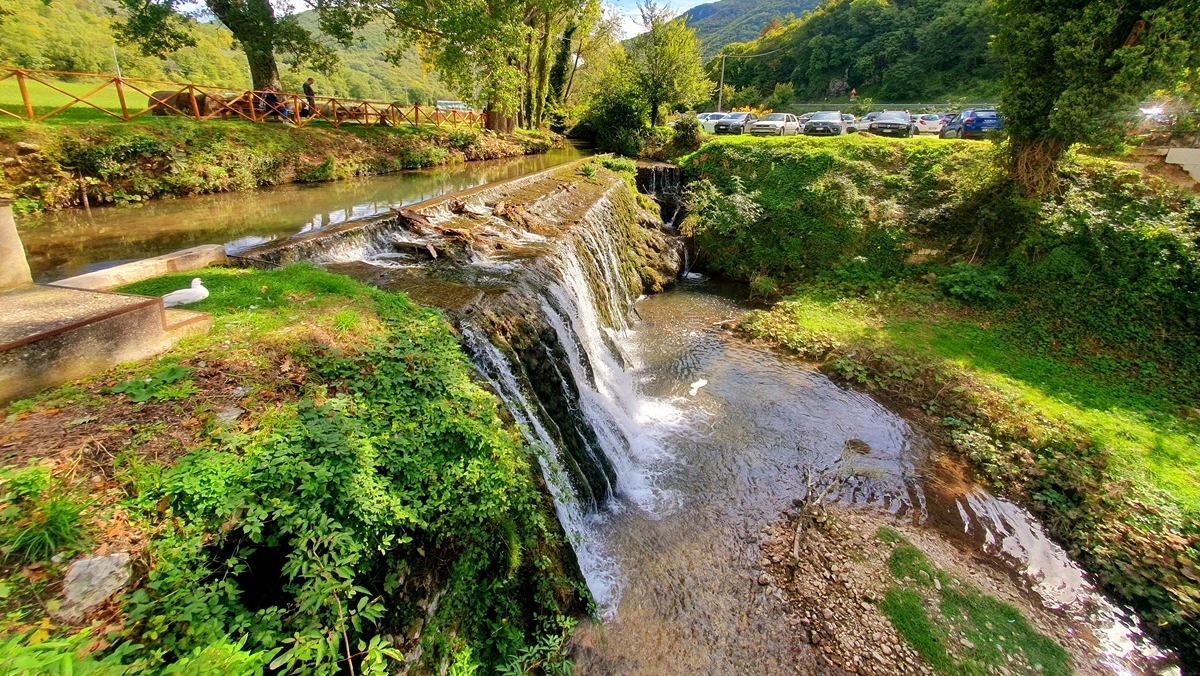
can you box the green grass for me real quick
[877,531,1072,676]
[0,465,88,564]
[746,286,1200,515]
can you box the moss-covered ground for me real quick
[0,265,582,675]
[680,135,1200,667]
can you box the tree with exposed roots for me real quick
[993,0,1200,194]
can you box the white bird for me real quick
[689,378,708,396]
[162,278,209,308]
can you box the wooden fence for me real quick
[0,67,483,129]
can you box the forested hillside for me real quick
[0,0,449,102]
[676,0,820,52]
[715,0,1002,102]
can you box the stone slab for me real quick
[51,552,131,623]
[1165,147,1200,183]
[0,285,212,403]
[0,285,154,348]
[51,244,227,291]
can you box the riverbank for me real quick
[0,119,560,213]
[680,135,1200,668]
[0,265,583,674]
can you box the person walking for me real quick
[303,78,317,117]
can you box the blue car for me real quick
[939,109,1003,139]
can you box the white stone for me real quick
[52,553,131,622]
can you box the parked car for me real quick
[852,112,879,132]
[802,111,846,136]
[915,113,944,134]
[842,113,859,133]
[868,111,918,137]
[713,112,759,134]
[798,112,815,125]
[700,112,727,133]
[751,112,802,136]
[939,109,1003,139]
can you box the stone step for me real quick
[0,285,211,403]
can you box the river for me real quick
[16,152,1179,674]
[16,144,589,283]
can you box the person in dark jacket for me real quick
[302,78,316,117]
[262,85,290,123]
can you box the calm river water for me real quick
[16,145,588,282]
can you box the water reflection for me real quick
[18,145,589,282]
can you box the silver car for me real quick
[700,112,726,133]
[751,112,801,136]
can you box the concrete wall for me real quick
[1165,148,1200,184]
[0,200,32,292]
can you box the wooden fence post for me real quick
[114,77,129,120]
[188,85,201,120]
[15,72,33,121]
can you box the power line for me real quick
[711,48,786,111]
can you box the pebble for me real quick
[822,608,834,620]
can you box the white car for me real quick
[751,112,801,136]
[842,113,858,133]
[851,112,879,132]
[915,114,945,134]
[700,112,726,133]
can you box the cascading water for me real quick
[635,162,683,227]
[237,161,1176,673]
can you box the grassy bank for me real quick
[0,265,582,675]
[0,119,559,213]
[680,135,1200,667]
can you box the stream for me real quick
[19,154,1180,673]
[16,144,588,282]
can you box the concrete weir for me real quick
[0,201,218,404]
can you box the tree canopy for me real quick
[627,1,710,126]
[994,0,1200,191]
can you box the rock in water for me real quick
[161,277,209,308]
[52,552,131,622]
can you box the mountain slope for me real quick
[678,0,821,53]
[713,0,1002,102]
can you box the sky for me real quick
[607,0,712,38]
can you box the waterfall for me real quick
[635,163,683,228]
[237,164,680,609]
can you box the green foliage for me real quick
[679,136,992,282]
[579,163,598,179]
[674,0,818,52]
[994,0,1200,180]
[766,82,794,110]
[879,589,955,673]
[936,263,1007,306]
[102,365,196,403]
[711,0,1002,103]
[668,114,703,153]
[626,2,712,126]
[0,465,87,564]
[105,266,581,674]
[596,156,637,174]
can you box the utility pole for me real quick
[717,55,726,112]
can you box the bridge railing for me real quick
[0,67,483,129]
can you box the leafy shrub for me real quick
[936,262,1008,305]
[680,176,762,238]
[102,365,196,403]
[447,130,480,151]
[668,115,703,153]
[579,163,598,180]
[597,156,637,174]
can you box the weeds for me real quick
[0,465,87,564]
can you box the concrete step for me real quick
[0,285,212,403]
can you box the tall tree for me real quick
[627,1,710,126]
[993,0,1200,193]
[114,0,337,90]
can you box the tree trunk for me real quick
[548,23,575,104]
[1008,137,1067,195]
[533,12,553,127]
[521,28,534,128]
[207,0,281,90]
[563,46,582,103]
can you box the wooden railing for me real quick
[0,67,483,129]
